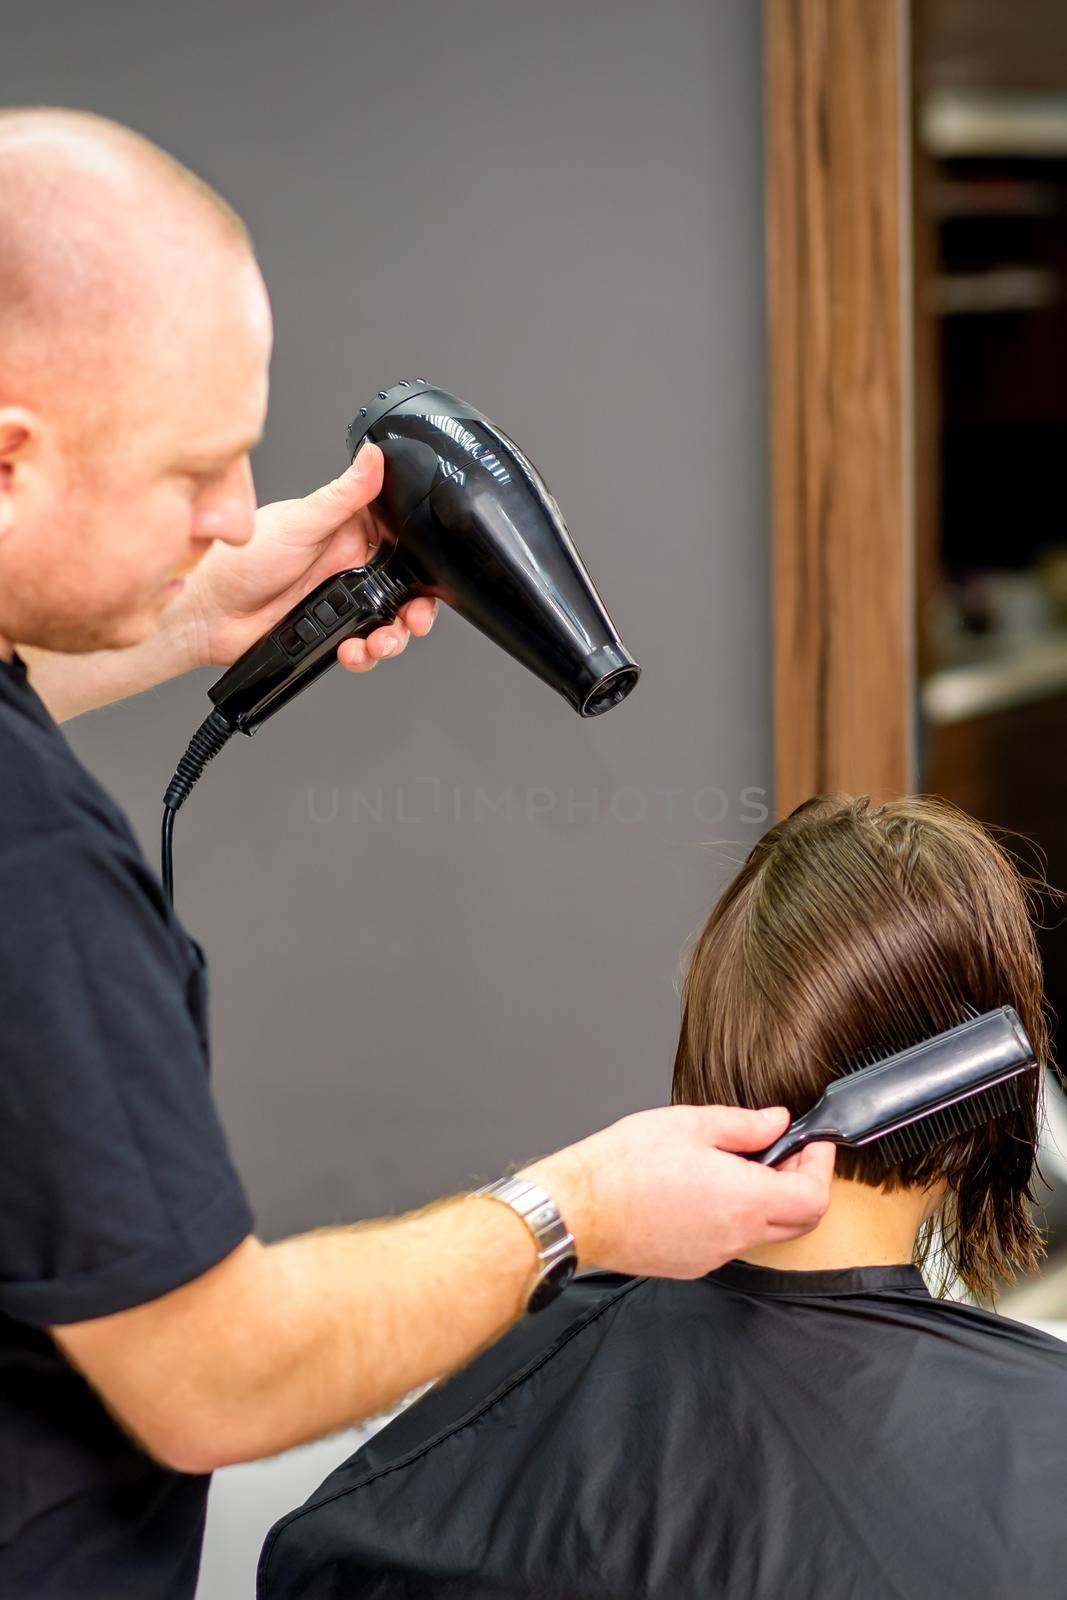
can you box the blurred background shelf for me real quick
[923,88,1067,158]
[913,0,1067,1290]
[931,265,1060,314]
[923,629,1067,722]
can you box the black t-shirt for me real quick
[0,654,254,1599]
[261,1260,1067,1600]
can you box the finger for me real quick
[366,621,411,660]
[694,1104,791,1154]
[336,620,411,671]
[759,1219,829,1243]
[399,596,439,637]
[781,1141,837,1184]
[761,1161,834,1231]
[296,444,385,540]
[336,637,378,673]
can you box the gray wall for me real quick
[8,0,772,1241]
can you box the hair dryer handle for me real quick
[208,566,414,733]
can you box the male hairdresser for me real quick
[0,109,833,1598]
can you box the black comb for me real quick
[752,1006,1037,1167]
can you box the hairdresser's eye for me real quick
[172,471,212,494]
[175,455,238,485]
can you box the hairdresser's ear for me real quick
[0,409,40,539]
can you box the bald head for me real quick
[0,108,257,421]
[0,109,272,656]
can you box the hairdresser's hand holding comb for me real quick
[523,1105,835,1278]
[185,441,437,673]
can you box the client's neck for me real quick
[740,1176,935,1273]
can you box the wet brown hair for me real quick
[672,793,1055,1301]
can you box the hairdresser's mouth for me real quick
[160,566,195,596]
[162,551,207,592]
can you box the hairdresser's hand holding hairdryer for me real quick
[21,443,432,722]
[181,440,438,675]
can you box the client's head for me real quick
[673,793,1053,1301]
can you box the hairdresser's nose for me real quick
[192,456,257,548]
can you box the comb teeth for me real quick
[872,1074,1025,1167]
[841,1043,894,1075]
[841,1006,984,1078]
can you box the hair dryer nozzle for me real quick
[346,384,642,721]
[572,644,641,717]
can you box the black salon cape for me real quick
[260,1260,1067,1600]
[0,654,254,1599]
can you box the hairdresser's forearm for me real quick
[216,1196,542,1465]
[55,1109,834,1473]
[175,1184,573,1472]
[20,610,201,721]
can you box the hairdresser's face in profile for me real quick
[0,249,272,654]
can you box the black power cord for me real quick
[161,709,235,904]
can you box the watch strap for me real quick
[473,1175,578,1313]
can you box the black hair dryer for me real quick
[161,381,641,898]
[210,380,640,729]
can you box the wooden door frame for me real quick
[764,0,916,817]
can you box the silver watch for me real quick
[474,1176,578,1313]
